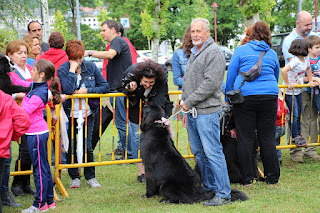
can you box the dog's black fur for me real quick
[0,53,31,95]
[220,108,264,184]
[140,105,248,204]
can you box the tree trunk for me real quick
[243,12,260,28]
[151,0,161,63]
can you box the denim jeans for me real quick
[129,122,143,159]
[0,147,11,191]
[187,111,231,199]
[285,93,302,138]
[275,126,285,162]
[110,97,132,156]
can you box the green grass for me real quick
[5,71,320,213]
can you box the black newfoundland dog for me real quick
[0,53,31,95]
[140,105,248,204]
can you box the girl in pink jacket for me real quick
[21,59,61,213]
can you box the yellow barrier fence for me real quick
[12,84,320,198]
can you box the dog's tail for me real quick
[231,188,249,202]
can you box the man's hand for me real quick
[180,102,189,111]
[286,83,293,90]
[60,94,67,103]
[181,115,187,128]
[15,93,25,101]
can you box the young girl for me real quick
[21,59,61,213]
[281,39,315,147]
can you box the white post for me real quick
[76,0,81,40]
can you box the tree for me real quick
[236,0,276,28]
[141,0,170,62]
[0,0,39,29]
[49,0,96,36]
[102,0,149,50]
[80,24,105,51]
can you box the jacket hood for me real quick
[247,40,270,51]
[40,48,67,64]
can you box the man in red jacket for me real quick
[101,22,137,80]
[0,90,30,212]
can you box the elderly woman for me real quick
[225,21,280,186]
[6,40,36,198]
[57,39,109,189]
[23,34,41,67]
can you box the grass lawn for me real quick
[5,71,320,213]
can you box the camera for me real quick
[121,73,135,89]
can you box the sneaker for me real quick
[137,174,146,183]
[1,190,22,207]
[203,195,231,206]
[21,205,40,213]
[292,135,307,147]
[69,178,81,188]
[39,203,48,212]
[48,202,56,209]
[114,148,124,156]
[87,178,101,188]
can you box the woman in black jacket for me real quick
[121,60,173,182]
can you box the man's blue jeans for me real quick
[285,93,302,138]
[110,97,132,157]
[187,111,231,199]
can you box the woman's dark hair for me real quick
[180,26,193,58]
[48,31,65,49]
[65,39,85,60]
[133,60,166,84]
[249,21,272,47]
[34,59,61,105]
[288,39,310,57]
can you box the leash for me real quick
[168,107,198,120]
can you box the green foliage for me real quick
[80,24,105,51]
[237,0,276,21]
[0,28,17,53]
[141,0,170,40]
[103,0,149,49]
[0,0,39,29]
[52,10,76,42]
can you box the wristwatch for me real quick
[88,51,93,57]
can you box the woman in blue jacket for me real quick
[225,22,280,186]
[57,39,109,189]
[172,26,192,90]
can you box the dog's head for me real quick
[141,105,167,132]
[0,53,14,75]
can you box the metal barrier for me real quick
[12,84,320,198]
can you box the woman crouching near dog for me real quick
[225,21,280,186]
[120,60,173,183]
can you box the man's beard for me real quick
[192,37,202,46]
[299,26,311,36]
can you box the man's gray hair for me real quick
[191,18,210,30]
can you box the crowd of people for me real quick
[1,10,320,212]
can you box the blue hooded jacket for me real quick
[225,40,280,102]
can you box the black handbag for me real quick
[226,51,266,104]
[226,81,245,104]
